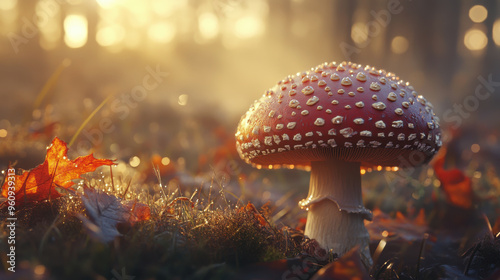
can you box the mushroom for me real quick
[235,61,441,267]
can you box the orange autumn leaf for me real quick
[310,247,371,280]
[1,137,114,207]
[365,208,428,241]
[238,202,268,227]
[433,147,473,209]
[123,200,152,225]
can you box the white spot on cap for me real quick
[357,87,364,93]
[282,134,290,140]
[276,124,284,130]
[331,100,339,105]
[348,92,355,97]
[408,133,417,140]
[327,139,337,147]
[402,101,409,108]
[318,80,327,87]
[289,99,300,108]
[375,120,386,129]
[293,134,302,141]
[372,102,386,110]
[341,77,352,86]
[314,118,325,126]
[395,108,403,115]
[332,116,343,124]
[378,132,385,137]
[356,72,367,82]
[252,126,259,135]
[305,132,313,137]
[360,130,372,137]
[345,105,351,109]
[264,126,271,132]
[328,128,336,135]
[330,73,340,81]
[354,118,364,124]
[408,123,415,129]
[398,133,405,141]
[355,101,364,108]
[302,86,314,95]
[287,122,296,129]
[340,127,355,138]
[273,135,281,144]
[372,95,378,101]
[306,96,319,106]
[387,92,397,101]
[289,89,297,96]
[301,110,309,116]
[369,141,382,147]
[264,136,273,146]
[370,82,381,91]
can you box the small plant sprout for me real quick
[235,61,441,268]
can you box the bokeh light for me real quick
[198,12,219,40]
[469,5,487,23]
[148,21,176,43]
[233,16,265,39]
[64,14,88,48]
[351,22,369,45]
[391,36,409,54]
[464,28,488,51]
[493,19,500,46]
[129,156,141,167]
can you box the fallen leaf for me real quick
[122,200,151,225]
[238,202,269,227]
[310,247,371,280]
[1,137,114,207]
[433,147,473,209]
[365,208,428,241]
[78,186,129,242]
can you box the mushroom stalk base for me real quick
[303,160,373,268]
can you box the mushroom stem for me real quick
[303,159,373,268]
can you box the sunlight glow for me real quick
[96,24,125,47]
[233,16,265,39]
[469,5,487,23]
[464,28,487,51]
[64,14,88,48]
[148,22,176,43]
[0,129,7,138]
[0,0,16,10]
[96,0,118,9]
[198,12,219,39]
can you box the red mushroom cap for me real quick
[235,61,442,169]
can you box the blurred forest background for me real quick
[0,0,499,198]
